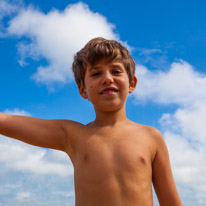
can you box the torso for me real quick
[66,121,157,206]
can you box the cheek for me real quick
[85,83,96,96]
[120,79,130,90]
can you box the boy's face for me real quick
[78,59,137,112]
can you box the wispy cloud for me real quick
[0,0,19,17]
[0,0,22,36]
[3,108,31,116]
[134,47,170,70]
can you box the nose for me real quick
[102,71,114,85]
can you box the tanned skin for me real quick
[0,60,182,206]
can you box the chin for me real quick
[95,103,125,112]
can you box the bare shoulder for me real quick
[61,119,85,130]
[132,122,163,142]
[141,124,166,152]
[61,119,89,139]
[132,122,167,157]
[126,122,163,160]
[61,119,93,149]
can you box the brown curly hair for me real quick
[72,37,135,87]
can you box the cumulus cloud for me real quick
[0,108,75,205]
[0,140,72,176]
[0,109,72,177]
[134,60,206,205]
[162,130,206,205]
[160,102,206,145]
[4,2,119,86]
[134,60,206,106]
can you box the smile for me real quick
[100,87,119,95]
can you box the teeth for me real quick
[102,90,116,94]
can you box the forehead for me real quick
[87,59,125,72]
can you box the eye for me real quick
[112,70,122,75]
[91,72,101,77]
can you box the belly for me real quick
[74,171,154,206]
[73,152,153,206]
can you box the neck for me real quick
[92,105,129,127]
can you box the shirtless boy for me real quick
[0,37,182,206]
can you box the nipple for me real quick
[83,153,90,163]
[139,156,146,164]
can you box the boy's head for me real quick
[72,37,135,87]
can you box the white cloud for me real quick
[0,167,75,206]
[0,0,21,19]
[133,61,206,205]
[0,108,75,205]
[134,60,206,106]
[163,131,206,205]
[135,47,170,70]
[159,102,206,194]
[0,140,72,176]
[0,0,22,36]
[160,102,206,145]
[5,2,118,86]
[3,108,31,116]
[15,191,31,201]
[0,0,14,15]
[138,48,161,55]
[0,109,73,177]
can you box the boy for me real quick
[0,37,182,206]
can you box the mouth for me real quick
[100,87,119,95]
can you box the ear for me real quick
[129,76,137,93]
[78,84,88,99]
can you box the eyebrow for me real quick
[88,62,123,72]
[88,66,101,71]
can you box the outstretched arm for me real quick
[0,112,73,152]
[152,130,182,206]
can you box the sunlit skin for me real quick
[74,60,182,206]
[0,60,182,206]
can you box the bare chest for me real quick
[73,133,154,183]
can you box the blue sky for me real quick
[0,0,206,205]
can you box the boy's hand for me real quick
[0,112,71,152]
[152,129,183,206]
